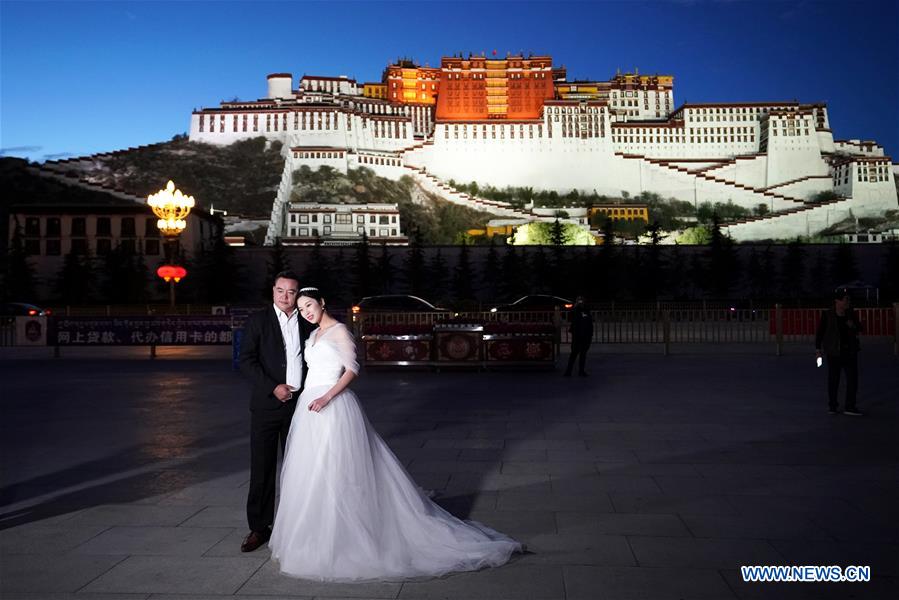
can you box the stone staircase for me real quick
[400,165,533,219]
[620,153,807,209]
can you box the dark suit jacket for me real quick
[239,306,311,411]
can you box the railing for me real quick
[0,323,14,347]
[354,305,899,355]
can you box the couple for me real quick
[238,271,521,581]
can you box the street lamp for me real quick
[147,181,195,307]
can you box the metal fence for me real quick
[354,305,899,354]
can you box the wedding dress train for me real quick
[269,323,521,581]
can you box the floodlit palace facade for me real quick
[188,54,897,243]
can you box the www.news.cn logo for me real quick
[741,565,871,583]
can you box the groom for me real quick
[238,270,312,552]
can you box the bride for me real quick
[269,287,522,581]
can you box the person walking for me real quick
[815,288,864,416]
[565,295,593,377]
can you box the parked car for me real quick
[351,295,447,320]
[489,295,574,313]
[0,302,51,317]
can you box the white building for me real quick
[284,202,406,246]
[189,63,898,244]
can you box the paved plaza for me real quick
[1,343,897,599]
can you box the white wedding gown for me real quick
[269,323,521,581]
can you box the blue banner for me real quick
[48,316,233,346]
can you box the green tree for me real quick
[531,245,552,294]
[830,242,858,285]
[302,237,333,297]
[780,240,806,300]
[879,240,899,303]
[4,217,37,301]
[706,214,739,298]
[198,236,239,303]
[403,228,427,296]
[481,237,501,301]
[101,245,147,303]
[452,241,476,305]
[263,240,292,299]
[54,251,96,305]
[375,243,394,294]
[500,244,527,300]
[427,249,449,304]
[353,233,373,300]
[549,218,567,246]
[639,223,665,300]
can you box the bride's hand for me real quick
[308,395,331,412]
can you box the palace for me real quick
[188,53,897,244]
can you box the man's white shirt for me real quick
[274,304,303,391]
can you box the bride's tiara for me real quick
[299,286,319,293]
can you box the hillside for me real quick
[290,165,495,244]
[34,139,494,244]
[41,137,285,217]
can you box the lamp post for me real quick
[147,181,194,307]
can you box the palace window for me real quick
[71,238,88,255]
[71,217,86,237]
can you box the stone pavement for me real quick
[1,344,897,600]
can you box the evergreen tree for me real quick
[330,248,350,306]
[403,228,426,296]
[54,250,96,305]
[480,237,501,302]
[780,240,806,300]
[4,217,37,301]
[879,240,899,304]
[427,248,449,304]
[667,243,686,299]
[706,214,739,298]
[746,247,763,300]
[640,223,665,300]
[531,245,552,295]
[830,242,858,286]
[200,235,239,303]
[499,244,527,300]
[451,241,476,306]
[263,240,292,299]
[808,247,829,301]
[303,237,332,296]
[549,218,567,246]
[130,251,149,303]
[596,218,618,300]
[375,243,395,294]
[353,233,373,300]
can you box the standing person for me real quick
[238,271,312,552]
[815,288,863,416]
[269,287,521,581]
[565,295,593,377]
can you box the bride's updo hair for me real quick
[297,286,326,308]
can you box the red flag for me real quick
[492,49,497,56]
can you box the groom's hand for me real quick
[273,384,293,402]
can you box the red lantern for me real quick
[157,265,188,283]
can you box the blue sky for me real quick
[1,0,896,162]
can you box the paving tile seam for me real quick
[73,553,131,594]
[233,556,274,596]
